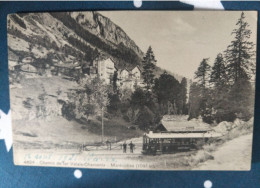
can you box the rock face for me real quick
[7,11,146,122]
[7,11,183,81]
[7,11,145,75]
[69,11,144,57]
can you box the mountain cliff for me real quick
[69,11,143,57]
[7,11,144,73]
[8,11,184,81]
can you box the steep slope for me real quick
[8,11,184,81]
[8,12,146,72]
[69,11,143,57]
[49,11,143,69]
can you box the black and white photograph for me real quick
[8,11,257,170]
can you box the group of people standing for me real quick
[105,140,135,153]
[122,141,135,153]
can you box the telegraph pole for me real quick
[101,107,104,143]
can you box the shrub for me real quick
[61,102,76,121]
[135,106,155,130]
[123,114,129,122]
[188,150,214,166]
[203,143,217,153]
[23,98,33,109]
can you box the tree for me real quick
[228,78,254,121]
[208,53,231,122]
[180,77,188,114]
[188,82,202,120]
[79,76,110,142]
[91,77,110,110]
[107,71,121,116]
[210,53,227,89]
[92,77,110,142]
[142,46,156,91]
[224,12,256,84]
[130,88,147,109]
[194,58,211,89]
[153,72,180,115]
[128,88,157,131]
[83,104,95,121]
[111,71,119,94]
[107,93,121,116]
[194,58,213,122]
[189,12,256,123]
[223,12,256,121]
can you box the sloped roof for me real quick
[160,115,212,132]
[131,65,141,72]
[145,132,221,139]
[119,68,130,73]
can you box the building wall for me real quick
[119,69,129,80]
[98,58,115,84]
[131,67,141,80]
[121,80,134,91]
[117,66,143,91]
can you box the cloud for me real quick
[172,17,196,34]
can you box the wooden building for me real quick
[142,116,221,155]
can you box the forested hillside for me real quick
[188,12,256,124]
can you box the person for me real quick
[106,140,111,150]
[129,141,135,153]
[123,142,127,153]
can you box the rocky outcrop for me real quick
[69,11,144,58]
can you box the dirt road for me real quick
[195,134,253,170]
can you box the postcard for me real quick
[8,11,257,170]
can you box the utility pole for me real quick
[101,106,104,143]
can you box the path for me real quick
[195,134,253,170]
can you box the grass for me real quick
[77,117,144,142]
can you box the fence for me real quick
[81,143,143,151]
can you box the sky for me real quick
[100,11,257,79]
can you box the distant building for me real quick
[118,69,129,80]
[91,58,143,90]
[117,66,143,91]
[131,66,141,80]
[97,58,116,84]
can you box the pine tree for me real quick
[194,58,211,89]
[209,53,230,122]
[112,71,119,94]
[224,12,256,84]
[213,12,256,122]
[142,46,156,91]
[228,78,254,121]
[210,53,227,89]
[194,58,213,123]
[107,71,121,116]
[153,72,180,115]
[188,82,202,120]
[180,77,188,114]
[224,12,256,121]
